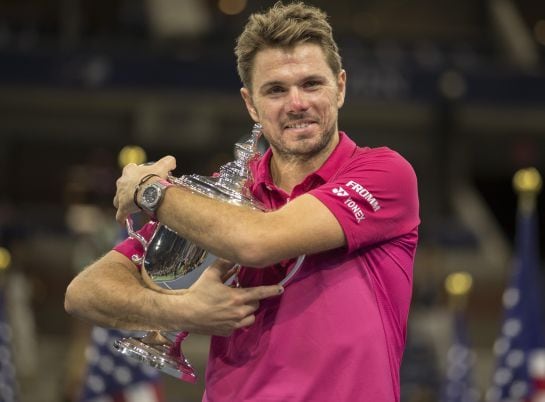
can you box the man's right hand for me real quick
[180,259,284,336]
[65,251,283,336]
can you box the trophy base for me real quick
[113,332,197,383]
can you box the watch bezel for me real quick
[139,180,170,216]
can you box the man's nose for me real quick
[287,87,309,112]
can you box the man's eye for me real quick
[267,86,285,94]
[304,80,321,88]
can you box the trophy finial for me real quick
[251,123,262,139]
[170,124,266,210]
[234,123,262,161]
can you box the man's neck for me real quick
[269,134,339,193]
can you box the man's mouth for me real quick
[285,120,315,129]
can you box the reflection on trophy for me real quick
[113,124,305,382]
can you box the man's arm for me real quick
[113,156,346,267]
[156,189,345,267]
[64,251,283,336]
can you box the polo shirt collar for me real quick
[311,131,357,182]
[251,131,357,190]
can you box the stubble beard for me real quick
[268,122,337,164]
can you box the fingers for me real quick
[235,314,257,330]
[227,286,283,332]
[115,209,127,225]
[228,302,259,333]
[157,155,176,172]
[240,284,284,302]
[215,314,257,336]
[123,162,137,173]
[112,155,176,222]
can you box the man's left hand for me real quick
[113,155,176,224]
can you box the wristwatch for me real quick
[138,179,172,218]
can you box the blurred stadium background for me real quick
[0,0,544,401]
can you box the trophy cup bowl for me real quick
[113,124,305,382]
[113,217,214,383]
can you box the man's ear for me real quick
[336,69,347,108]
[241,87,259,122]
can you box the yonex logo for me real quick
[344,198,365,222]
[332,187,349,197]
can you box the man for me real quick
[65,2,420,401]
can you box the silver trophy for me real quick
[114,124,305,382]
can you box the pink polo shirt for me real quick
[113,132,420,402]
[203,132,419,402]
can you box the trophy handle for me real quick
[279,254,305,286]
[223,255,306,287]
[126,215,149,265]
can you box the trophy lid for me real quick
[172,173,266,210]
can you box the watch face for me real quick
[142,185,160,208]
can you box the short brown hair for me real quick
[235,1,342,89]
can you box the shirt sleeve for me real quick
[309,148,420,253]
[112,221,158,268]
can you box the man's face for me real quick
[241,43,346,161]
